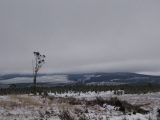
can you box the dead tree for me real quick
[32,52,46,95]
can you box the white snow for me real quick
[0,75,71,84]
[0,91,159,120]
[48,91,114,101]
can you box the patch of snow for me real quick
[0,75,70,84]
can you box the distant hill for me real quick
[0,72,160,87]
[68,72,160,85]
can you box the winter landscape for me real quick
[1,73,160,120]
[0,90,160,120]
[1,0,160,120]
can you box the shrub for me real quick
[58,109,74,120]
[79,114,88,120]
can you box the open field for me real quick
[0,90,160,120]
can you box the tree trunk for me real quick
[33,72,37,95]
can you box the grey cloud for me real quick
[0,0,160,75]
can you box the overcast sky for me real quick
[0,0,160,75]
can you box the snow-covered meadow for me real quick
[0,91,159,120]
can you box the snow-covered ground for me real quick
[0,91,159,120]
[0,75,71,84]
[48,91,114,100]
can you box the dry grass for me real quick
[14,95,42,106]
[0,95,43,108]
[0,100,20,108]
[0,94,154,120]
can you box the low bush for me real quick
[58,109,74,120]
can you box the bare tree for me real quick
[32,52,46,95]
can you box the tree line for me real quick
[0,84,160,95]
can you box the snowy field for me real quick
[0,91,159,120]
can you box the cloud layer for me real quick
[0,0,160,75]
